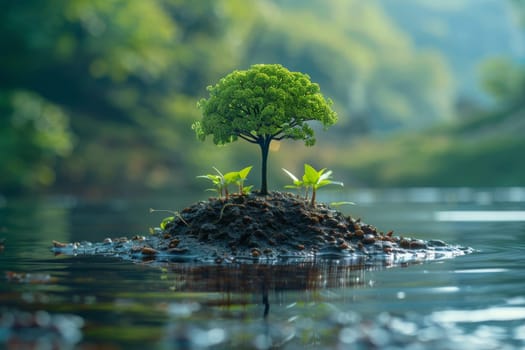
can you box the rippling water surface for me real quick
[1,188,524,349]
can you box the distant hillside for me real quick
[333,102,525,187]
[381,0,525,103]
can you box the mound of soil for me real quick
[52,192,471,265]
[162,191,443,260]
[166,192,377,256]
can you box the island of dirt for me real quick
[52,192,471,266]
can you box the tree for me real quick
[193,64,337,195]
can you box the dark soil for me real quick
[52,191,471,265]
[164,191,381,258]
[152,191,465,262]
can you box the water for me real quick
[1,188,525,349]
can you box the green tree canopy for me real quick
[193,64,337,194]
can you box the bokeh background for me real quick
[1,0,524,198]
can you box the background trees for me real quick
[1,0,523,196]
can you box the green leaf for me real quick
[223,171,240,184]
[330,201,355,207]
[315,179,333,189]
[318,170,333,182]
[160,216,175,230]
[303,163,320,185]
[238,166,253,180]
[284,184,300,189]
[212,166,224,177]
[282,168,300,183]
[242,185,253,194]
[197,174,222,187]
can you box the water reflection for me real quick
[0,197,71,248]
[167,261,375,293]
[162,261,388,324]
[156,262,379,349]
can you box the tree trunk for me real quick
[259,137,271,195]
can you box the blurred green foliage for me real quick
[1,0,237,195]
[333,103,525,187]
[329,0,525,187]
[0,90,74,189]
[479,57,525,106]
[0,0,522,195]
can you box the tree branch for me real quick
[273,134,290,141]
[271,119,300,139]
[289,120,300,128]
[237,132,259,144]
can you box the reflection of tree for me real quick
[169,263,371,292]
[165,262,383,318]
[262,280,269,318]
